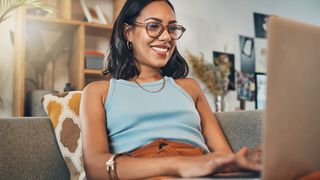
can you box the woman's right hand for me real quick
[175,147,262,178]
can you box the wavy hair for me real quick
[103,0,189,80]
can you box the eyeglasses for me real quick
[134,22,186,40]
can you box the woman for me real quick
[80,0,261,179]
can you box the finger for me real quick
[249,151,262,164]
[236,146,249,157]
[235,156,262,172]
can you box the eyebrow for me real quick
[144,17,177,24]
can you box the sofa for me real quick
[0,110,263,180]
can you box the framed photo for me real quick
[80,0,108,24]
[236,71,255,101]
[213,51,235,90]
[254,12,271,38]
[239,35,255,74]
[255,73,267,109]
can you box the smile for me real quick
[151,46,169,52]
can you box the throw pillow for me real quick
[42,91,86,180]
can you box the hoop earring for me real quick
[127,41,132,49]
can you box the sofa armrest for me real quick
[215,110,264,152]
[0,117,69,180]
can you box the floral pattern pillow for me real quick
[42,91,86,180]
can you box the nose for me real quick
[158,28,172,41]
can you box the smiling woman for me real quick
[80,0,261,179]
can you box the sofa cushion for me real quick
[42,91,85,180]
[215,110,263,152]
[0,117,69,180]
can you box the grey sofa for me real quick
[0,110,263,180]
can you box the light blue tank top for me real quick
[105,76,210,153]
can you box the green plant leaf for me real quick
[0,0,54,23]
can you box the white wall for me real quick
[0,14,15,117]
[170,0,320,111]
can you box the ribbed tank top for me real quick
[105,76,210,153]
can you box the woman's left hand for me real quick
[230,146,262,172]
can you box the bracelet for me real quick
[106,154,121,180]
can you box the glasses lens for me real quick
[142,22,186,40]
[168,25,184,40]
[146,23,163,38]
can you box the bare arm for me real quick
[194,81,233,153]
[175,78,232,153]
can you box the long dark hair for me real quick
[103,0,189,80]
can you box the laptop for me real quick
[263,17,320,179]
[200,17,320,180]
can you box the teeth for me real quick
[152,46,168,52]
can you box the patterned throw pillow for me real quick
[42,91,86,180]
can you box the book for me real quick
[84,51,105,70]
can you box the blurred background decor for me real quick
[0,0,55,115]
[187,52,231,112]
[0,0,53,23]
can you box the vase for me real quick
[25,90,56,116]
[214,95,225,112]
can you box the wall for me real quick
[0,13,15,117]
[170,0,320,111]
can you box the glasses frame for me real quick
[133,21,186,40]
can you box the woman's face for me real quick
[126,1,177,71]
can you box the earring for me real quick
[127,41,132,49]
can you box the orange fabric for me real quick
[129,139,205,158]
[127,139,205,180]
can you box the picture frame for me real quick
[255,72,267,109]
[80,0,108,24]
[236,71,255,101]
[254,12,271,38]
[239,35,255,74]
[212,51,236,90]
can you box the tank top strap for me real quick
[105,78,115,112]
[166,77,194,103]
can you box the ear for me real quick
[124,23,134,42]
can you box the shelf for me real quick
[84,69,103,75]
[26,16,113,31]
[12,0,122,116]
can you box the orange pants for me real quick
[127,139,205,180]
[129,138,205,157]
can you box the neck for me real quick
[133,67,162,83]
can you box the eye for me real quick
[146,23,161,31]
[168,25,180,33]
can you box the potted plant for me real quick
[187,52,231,112]
[0,0,53,23]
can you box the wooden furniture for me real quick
[13,0,125,116]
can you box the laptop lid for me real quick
[263,17,320,180]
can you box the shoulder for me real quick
[82,80,110,104]
[174,77,201,90]
[174,77,202,102]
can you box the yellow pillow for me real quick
[42,91,86,180]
